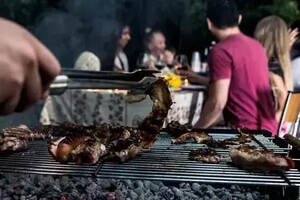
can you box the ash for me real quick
[0,173,270,200]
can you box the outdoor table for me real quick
[40,87,205,126]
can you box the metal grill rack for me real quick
[0,131,300,186]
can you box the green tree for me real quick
[258,0,300,24]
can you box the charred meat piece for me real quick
[138,79,172,148]
[2,125,50,140]
[49,124,143,164]
[0,137,29,152]
[203,139,227,149]
[171,132,212,144]
[113,144,141,163]
[71,138,107,165]
[49,135,86,162]
[49,78,172,165]
[0,125,50,152]
[223,134,253,145]
[230,145,295,172]
[49,137,66,159]
[189,148,221,164]
[165,121,191,138]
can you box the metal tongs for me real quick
[50,69,160,95]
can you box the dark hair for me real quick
[206,0,239,29]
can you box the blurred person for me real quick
[0,17,61,115]
[139,31,166,70]
[195,0,277,135]
[75,51,101,71]
[291,20,300,91]
[254,16,293,121]
[114,25,131,72]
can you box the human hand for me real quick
[0,18,61,115]
[174,66,187,78]
[289,28,299,48]
[175,69,195,81]
[175,69,209,85]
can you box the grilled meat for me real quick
[171,131,228,148]
[71,138,107,165]
[49,137,65,159]
[139,79,172,147]
[230,145,295,172]
[49,78,172,165]
[203,139,227,149]
[171,132,212,144]
[168,123,252,148]
[0,137,29,152]
[223,133,253,145]
[0,125,50,152]
[189,148,221,164]
[165,121,191,138]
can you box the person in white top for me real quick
[114,25,131,72]
[140,31,166,70]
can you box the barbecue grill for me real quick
[0,129,299,199]
[1,69,299,199]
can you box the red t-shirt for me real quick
[209,33,277,135]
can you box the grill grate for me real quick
[0,132,299,186]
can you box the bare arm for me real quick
[269,72,288,121]
[176,70,210,85]
[194,79,230,128]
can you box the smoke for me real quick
[34,0,123,70]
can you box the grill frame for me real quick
[0,129,299,187]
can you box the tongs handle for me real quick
[49,69,160,95]
[60,69,159,81]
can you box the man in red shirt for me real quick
[195,0,278,135]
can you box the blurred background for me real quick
[0,0,299,71]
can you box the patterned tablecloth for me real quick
[40,89,204,127]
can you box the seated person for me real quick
[139,30,166,70]
[74,51,101,71]
[114,25,131,72]
[254,16,293,121]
